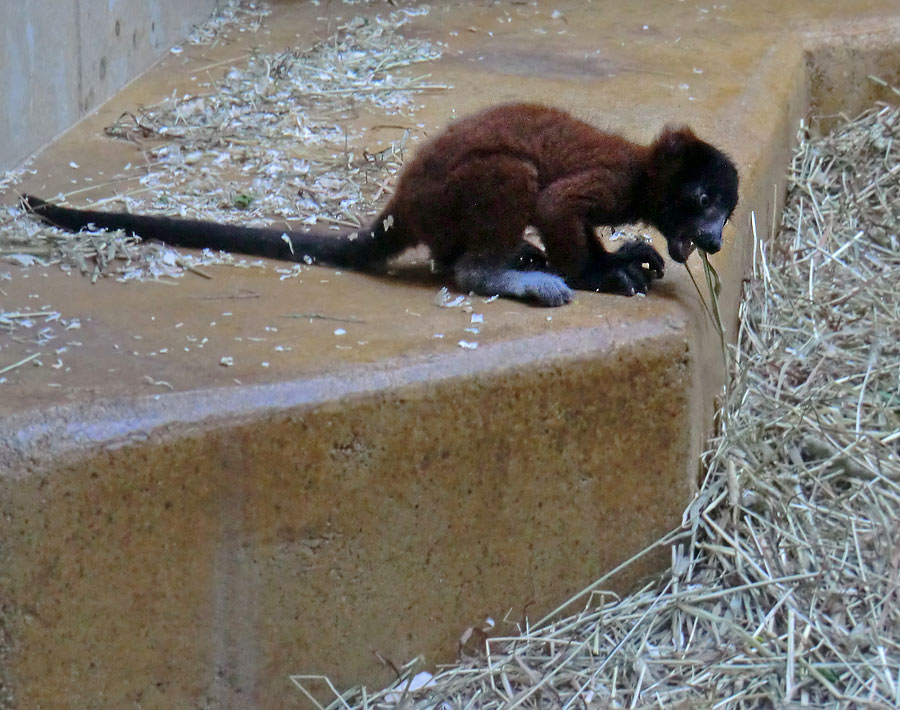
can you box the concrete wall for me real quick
[0,0,222,173]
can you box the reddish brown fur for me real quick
[384,104,650,276]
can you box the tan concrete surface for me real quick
[1,1,899,708]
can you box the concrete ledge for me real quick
[2,2,900,708]
[3,324,693,706]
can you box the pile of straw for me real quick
[294,97,900,709]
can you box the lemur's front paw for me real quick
[576,241,665,296]
[516,272,573,306]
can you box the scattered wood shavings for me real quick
[186,0,268,45]
[142,375,175,390]
[0,308,83,381]
[1,4,444,285]
[0,351,42,376]
[435,287,469,308]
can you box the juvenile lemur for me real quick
[24,103,738,307]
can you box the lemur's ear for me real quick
[654,126,698,160]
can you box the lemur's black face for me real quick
[652,129,739,263]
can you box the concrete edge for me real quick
[0,314,683,476]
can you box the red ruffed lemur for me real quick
[25,103,739,307]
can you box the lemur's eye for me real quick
[698,193,710,208]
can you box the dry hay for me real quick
[0,1,442,283]
[291,98,900,708]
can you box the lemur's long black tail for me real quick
[22,195,401,269]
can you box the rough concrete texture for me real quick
[1,1,900,707]
[0,0,222,172]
